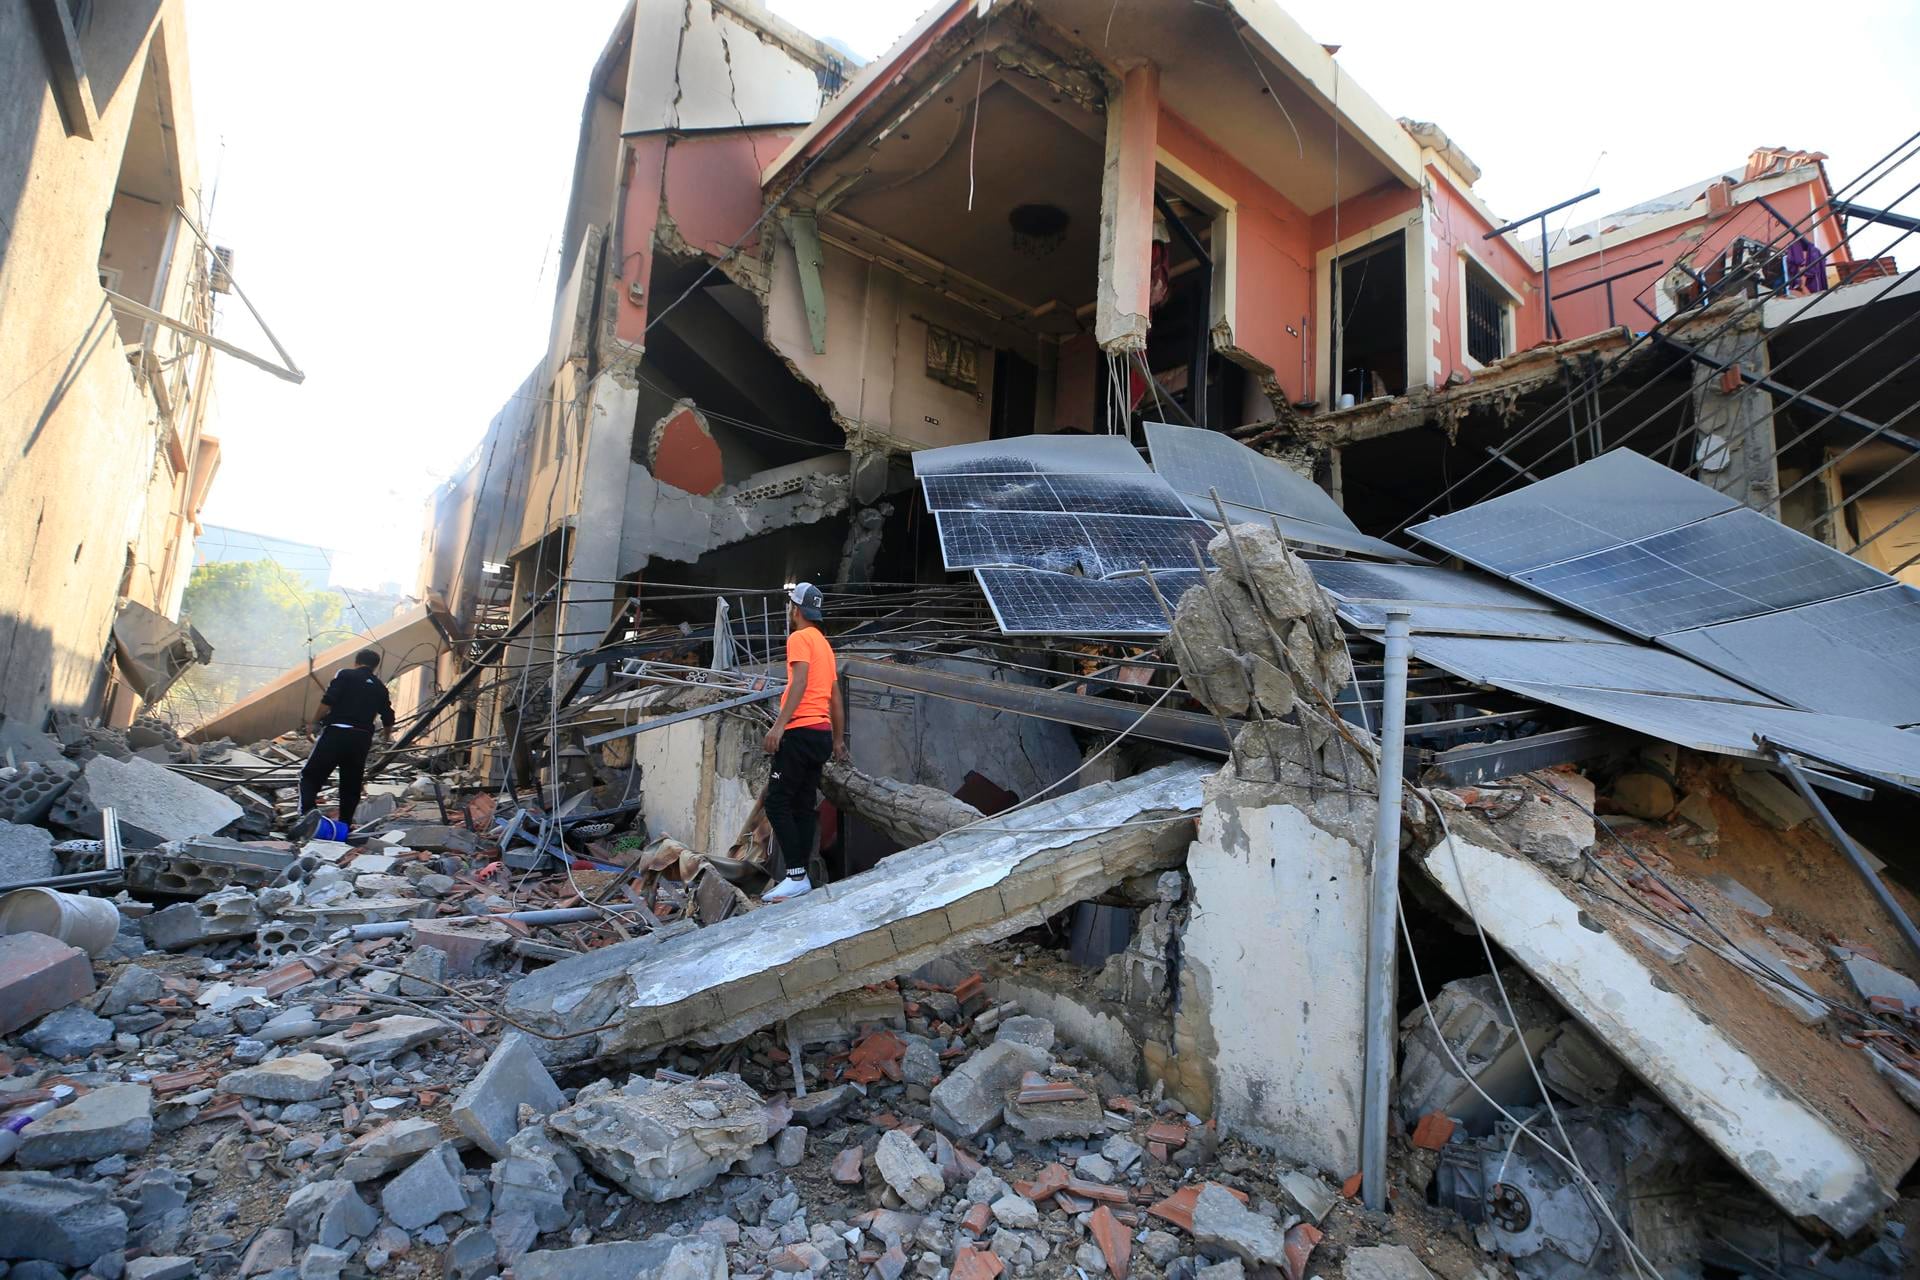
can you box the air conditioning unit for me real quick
[210,246,234,294]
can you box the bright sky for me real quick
[186,0,1920,592]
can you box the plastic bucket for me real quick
[315,816,351,841]
[0,888,123,956]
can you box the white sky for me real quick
[186,0,1920,591]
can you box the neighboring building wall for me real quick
[1545,166,1838,340]
[0,0,222,729]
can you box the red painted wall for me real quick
[616,129,799,347]
[1425,167,1541,382]
[1157,108,1319,403]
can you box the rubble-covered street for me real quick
[6,1,1920,1278]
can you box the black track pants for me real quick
[764,727,832,877]
[300,727,374,824]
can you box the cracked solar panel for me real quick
[974,568,1206,635]
[1661,584,1920,725]
[934,512,1213,577]
[911,434,1148,476]
[1516,507,1892,638]
[1336,602,1628,643]
[920,472,1193,518]
[1408,449,1740,574]
[1198,499,1427,562]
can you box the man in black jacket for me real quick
[296,648,394,831]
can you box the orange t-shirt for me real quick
[784,626,837,730]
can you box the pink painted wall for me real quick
[1425,166,1542,383]
[617,136,668,347]
[1546,174,1838,339]
[1307,182,1419,246]
[1157,108,1318,402]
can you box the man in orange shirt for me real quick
[761,581,845,901]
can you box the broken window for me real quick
[1333,231,1407,404]
[1464,258,1510,365]
[97,32,184,356]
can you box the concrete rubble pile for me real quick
[0,532,1916,1280]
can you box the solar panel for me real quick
[1198,499,1427,562]
[921,472,1193,518]
[1516,507,1891,638]
[1308,562,1565,610]
[974,568,1206,636]
[1661,585,1920,725]
[1491,683,1920,788]
[911,434,1148,476]
[1409,635,1775,703]
[934,512,1213,577]
[1336,601,1628,643]
[1146,421,1353,529]
[1409,449,1740,574]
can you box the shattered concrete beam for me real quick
[820,763,984,848]
[1421,832,1896,1236]
[506,761,1209,1062]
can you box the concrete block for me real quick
[410,919,515,975]
[787,986,906,1046]
[452,1033,565,1158]
[514,1235,726,1280]
[15,1084,151,1168]
[124,1256,195,1280]
[1840,951,1920,1011]
[0,763,74,827]
[491,1127,580,1233]
[1397,973,1558,1135]
[67,755,243,846]
[21,1005,114,1058]
[931,1040,1050,1139]
[338,1117,443,1181]
[220,1054,336,1102]
[994,1015,1055,1052]
[283,1180,378,1248]
[0,818,59,882]
[547,1074,768,1202]
[309,1014,447,1062]
[382,1142,469,1230]
[1344,1245,1435,1280]
[874,1130,943,1209]
[1190,1183,1289,1268]
[0,1171,129,1265]
[141,887,258,950]
[1730,768,1813,831]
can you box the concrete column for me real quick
[1690,325,1779,516]
[1178,788,1370,1179]
[1095,61,1160,353]
[558,368,642,693]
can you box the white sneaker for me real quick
[763,871,813,902]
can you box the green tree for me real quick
[162,560,347,724]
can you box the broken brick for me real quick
[1146,1183,1248,1232]
[1144,1118,1188,1149]
[1281,1222,1323,1280]
[0,933,94,1036]
[1410,1112,1457,1150]
[961,1202,991,1236]
[831,1147,864,1184]
[950,1246,1003,1280]
[1089,1206,1131,1280]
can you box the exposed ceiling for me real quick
[116,47,181,205]
[1033,0,1399,215]
[832,75,1103,312]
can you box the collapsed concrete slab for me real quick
[65,755,243,845]
[505,762,1208,1062]
[1420,829,1907,1235]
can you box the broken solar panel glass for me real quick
[1515,507,1892,638]
[934,511,1213,578]
[1661,584,1920,726]
[975,568,1205,636]
[920,472,1194,518]
[1408,635,1777,704]
[1408,448,1740,575]
[910,434,1148,476]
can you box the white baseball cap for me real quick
[787,581,824,621]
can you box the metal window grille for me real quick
[1465,267,1506,365]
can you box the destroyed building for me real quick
[0,0,255,732]
[4,2,1920,1280]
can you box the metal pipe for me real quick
[1361,607,1412,1213]
[1760,740,1920,961]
